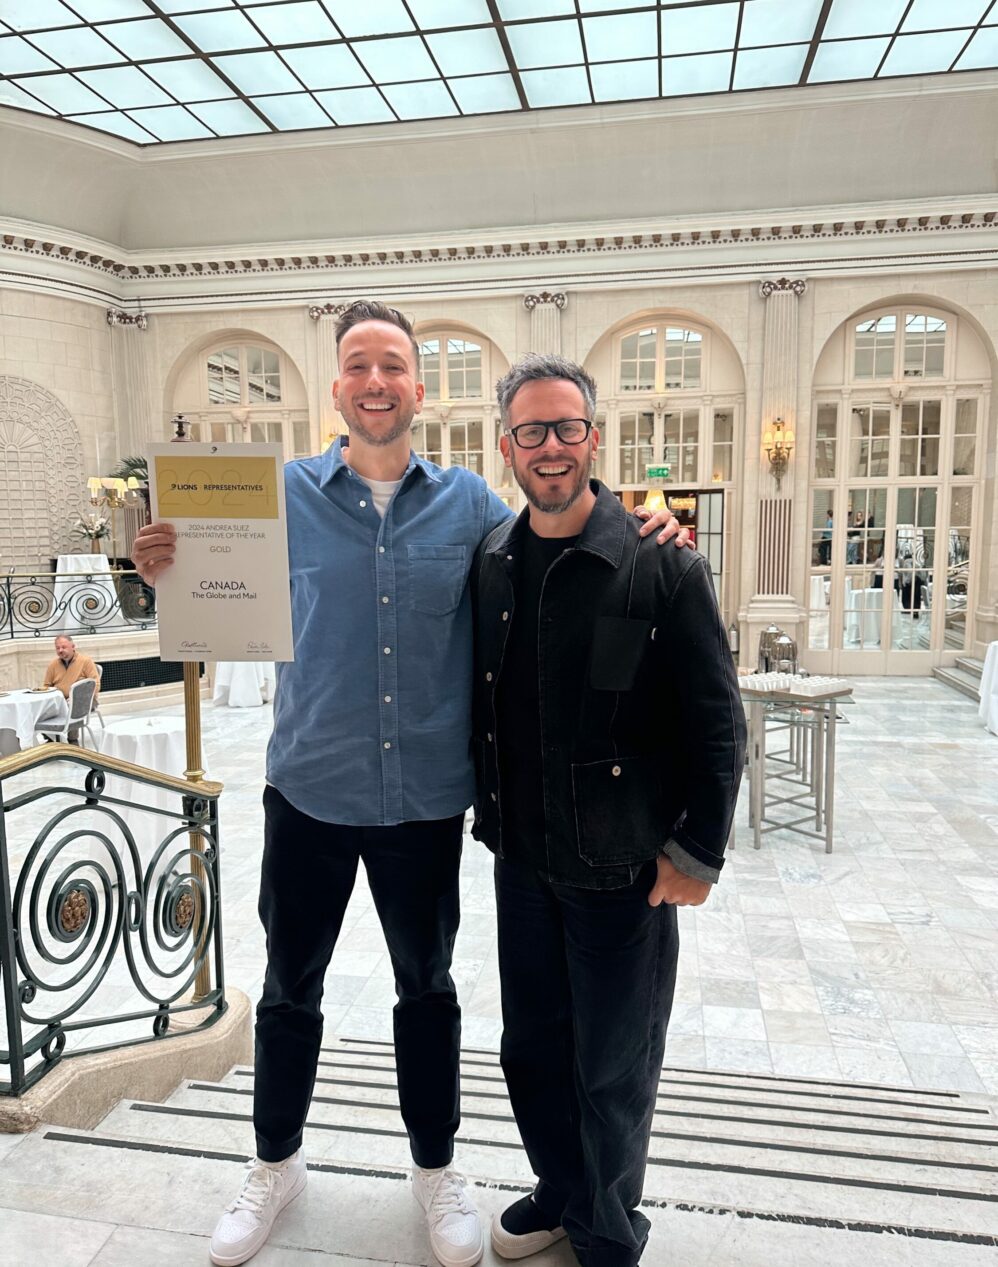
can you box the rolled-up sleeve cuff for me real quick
[659,836,722,886]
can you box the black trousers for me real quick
[254,785,464,1167]
[495,856,679,1267]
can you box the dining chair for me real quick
[93,664,106,730]
[35,678,97,749]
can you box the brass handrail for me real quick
[0,742,223,799]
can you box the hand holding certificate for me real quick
[147,442,294,662]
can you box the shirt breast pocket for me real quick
[589,616,653,691]
[408,544,468,615]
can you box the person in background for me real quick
[43,635,100,699]
[819,508,833,564]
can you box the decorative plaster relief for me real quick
[308,302,351,320]
[523,292,567,310]
[0,377,84,567]
[759,278,807,298]
[106,308,148,329]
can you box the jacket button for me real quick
[502,611,509,621]
[485,671,492,682]
[490,792,497,802]
[612,765,622,776]
[487,733,492,742]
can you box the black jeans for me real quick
[495,856,679,1267]
[254,785,464,1167]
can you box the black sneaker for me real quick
[491,1195,567,1260]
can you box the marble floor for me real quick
[2,676,997,1266]
[3,675,997,1096]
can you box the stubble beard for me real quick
[344,403,414,448]
[512,450,592,516]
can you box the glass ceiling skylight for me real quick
[1,0,995,146]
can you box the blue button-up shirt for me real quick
[267,438,512,825]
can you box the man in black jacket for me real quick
[471,355,746,1266]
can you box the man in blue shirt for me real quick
[133,302,685,1267]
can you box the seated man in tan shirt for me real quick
[43,635,100,699]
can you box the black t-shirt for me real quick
[493,526,579,858]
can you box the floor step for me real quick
[103,1036,998,1241]
[5,1036,998,1265]
[955,656,985,681]
[933,666,984,700]
[6,1126,998,1266]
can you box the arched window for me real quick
[808,305,985,664]
[853,312,948,381]
[609,320,737,491]
[598,318,742,621]
[419,336,483,401]
[177,339,311,459]
[207,345,281,405]
[411,329,495,481]
[619,325,702,392]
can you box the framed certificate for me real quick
[147,442,294,662]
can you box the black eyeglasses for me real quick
[507,419,592,449]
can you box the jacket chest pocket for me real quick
[408,544,467,615]
[588,616,653,691]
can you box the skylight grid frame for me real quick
[1,0,996,145]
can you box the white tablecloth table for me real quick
[844,587,901,648]
[980,642,998,736]
[213,661,276,708]
[96,717,188,859]
[53,553,125,631]
[0,688,67,754]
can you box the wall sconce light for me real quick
[762,417,794,491]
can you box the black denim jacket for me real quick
[470,482,747,890]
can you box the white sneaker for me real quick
[209,1149,307,1266]
[412,1166,484,1267]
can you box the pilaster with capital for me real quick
[310,304,347,442]
[759,278,806,459]
[742,278,807,661]
[107,308,152,460]
[523,292,567,355]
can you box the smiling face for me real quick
[500,378,599,517]
[332,319,424,448]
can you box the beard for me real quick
[341,401,414,448]
[510,449,593,515]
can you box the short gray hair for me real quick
[496,354,597,427]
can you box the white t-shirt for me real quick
[361,475,403,518]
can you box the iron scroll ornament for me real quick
[0,748,224,1095]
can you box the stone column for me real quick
[107,308,152,459]
[743,278,807,663]
[309,302,347,443]
[524,292,566,355]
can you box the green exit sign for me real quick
[645,464,671,479]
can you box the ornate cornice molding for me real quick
[2,211,996,285]
[523,291,567,310]
[760,278,807,298]
[106,306,148,328]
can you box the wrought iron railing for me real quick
[1,569,157,640]
[0,743,225,1096]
